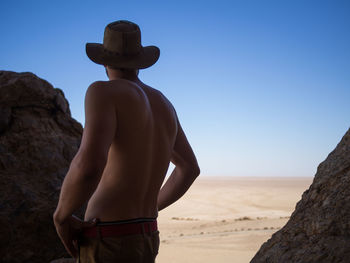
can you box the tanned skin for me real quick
[53,66,200,258]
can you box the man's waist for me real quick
[81,218,158,238]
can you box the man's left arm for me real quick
[53,82,116,256]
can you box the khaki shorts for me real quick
[77,220,160,263]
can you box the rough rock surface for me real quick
[0,71,83,263]
[251,128,350,263]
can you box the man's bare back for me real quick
[54,73,199,257]
[84,79,178,222]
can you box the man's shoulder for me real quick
[86,80,132,97]
[86,80,108,94]
[86,80,150,108]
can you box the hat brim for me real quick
[86,43,160,69]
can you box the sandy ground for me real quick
[156,176,313,263]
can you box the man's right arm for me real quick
[157,119,200,211]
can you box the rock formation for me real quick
[251,128,350,262]
[0,71,83,262]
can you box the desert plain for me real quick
[157,176,313,263]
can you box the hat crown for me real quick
[103,20,141,55]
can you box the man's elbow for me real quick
[193,165,200,177]
[185,164,200,179]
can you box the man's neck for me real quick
[106,67,140,82]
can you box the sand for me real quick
[156,176,313,263]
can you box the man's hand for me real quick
[53,215,97,258]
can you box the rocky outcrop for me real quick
[251,128,350,263]
[0,71,83,262]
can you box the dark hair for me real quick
[108,66,127,71]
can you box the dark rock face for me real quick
[0,71,83,262]
[251,128,350,263]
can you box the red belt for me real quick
[82,220,158,238]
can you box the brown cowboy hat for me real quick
[86,20,160,69]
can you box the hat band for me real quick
[103,46,141,57]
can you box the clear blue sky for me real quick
[1,0,349,177]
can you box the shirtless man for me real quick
[53,20,200,262]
